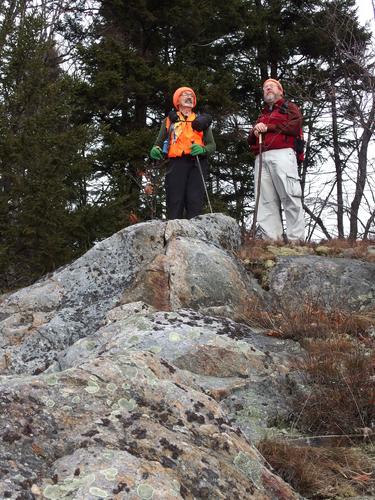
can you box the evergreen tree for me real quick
[0,13,94,290]
[74,0,248,224]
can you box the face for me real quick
[178,91,194,109]
[263,81,283,104]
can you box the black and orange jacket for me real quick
[154,111,216,158]
[248,99,302,156]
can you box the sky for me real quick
[356,0,375,30]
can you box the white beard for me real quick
[264,93,276,105]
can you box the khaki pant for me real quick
[254,148,305,241]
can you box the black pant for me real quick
[165,155,208,219]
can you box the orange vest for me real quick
[166,112,204,158]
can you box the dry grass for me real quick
[258,438,375,498]
[244,302,375,435]
[320,238,375,262]
[241,298,374,435]
[293,335,374,436]
[240,299,375,437]
[239,237,285,261]
[241,296,375,343]
[268,302,374,342]
[238,295,276,329]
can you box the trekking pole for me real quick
[195,153,213,214]
[149,160,158,219]
[250,132,263,238]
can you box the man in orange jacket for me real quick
[150,87,216,219]
[248,79,305,241]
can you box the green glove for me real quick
[190,144,206,156]
[150,145,163,160]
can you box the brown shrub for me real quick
[241,297,374,343]
[293,336,374,435]
[258,438,374,498]
[238,296,276,329]
[271,302,374,342]
[239,236,285,261]
[321,238,375,261]
[240,300,374,437]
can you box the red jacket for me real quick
[248,99,302,155]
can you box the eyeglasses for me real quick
[181,92,194,97]
[263,83,278,89]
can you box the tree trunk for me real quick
[349,100,375,240]
[363,210,375,240]
[330,80,345,238]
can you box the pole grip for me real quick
[259,133,263,145]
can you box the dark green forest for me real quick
[0,0,374,291]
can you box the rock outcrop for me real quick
[0,213,374,499]
[268,255,375,311]
[0,214,264,376]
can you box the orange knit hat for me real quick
[263,79,284,94]
[173,87,197,108]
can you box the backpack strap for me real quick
[279,100,289,114]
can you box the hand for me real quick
[254,122,267,134]
[150,145,163,160]
[190,144,206,156]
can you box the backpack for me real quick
[279,100,305,166]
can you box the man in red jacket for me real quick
[248,79,305,241]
